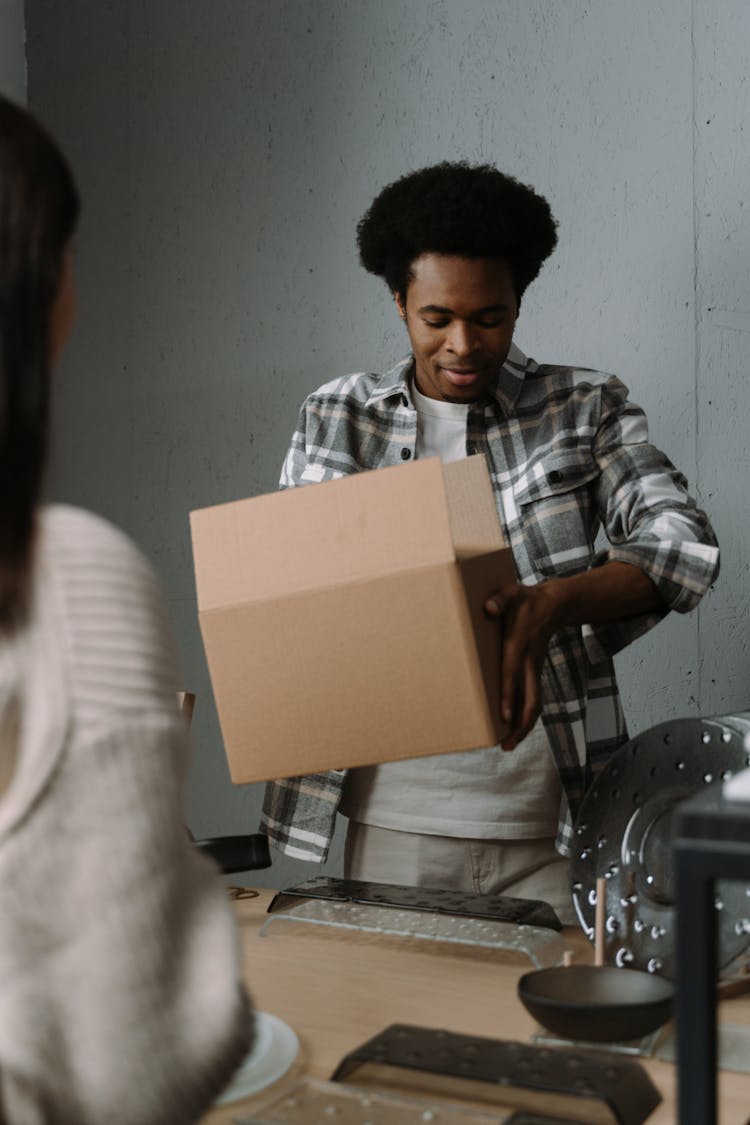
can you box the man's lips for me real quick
[441,366,482,386]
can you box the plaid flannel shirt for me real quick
[261,344,719,860]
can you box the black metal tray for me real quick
[267,876,562,931]
[331,1023,661,1125]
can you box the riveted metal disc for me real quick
[570,713,750,979]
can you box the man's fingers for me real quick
[520,657,541,736]
[492,586,545,748]
[485,593,506,616]
[499,627,519,724]
[500,655,540,751]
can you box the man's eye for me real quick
[423,319,449,328]
[476,318,504,328]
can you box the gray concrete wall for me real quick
[0,0,25,99]
[24,1,749,888]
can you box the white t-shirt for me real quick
[339,382,562,839]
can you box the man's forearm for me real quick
[541,560,664,633]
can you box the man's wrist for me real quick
[536,576,572,634]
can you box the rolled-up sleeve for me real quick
[278,406,309,489]
[583,377,719,662]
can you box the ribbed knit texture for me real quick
[0,506,253,1124]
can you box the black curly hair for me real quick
[356,161,557,306]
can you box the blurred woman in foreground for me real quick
[0,95,252,1122]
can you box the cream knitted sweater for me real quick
[0,505,253,1124]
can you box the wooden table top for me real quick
[202,889,750,1125]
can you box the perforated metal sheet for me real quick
[533,1017,750,1076]
[260,898,569,969]
[570,712,750,978]
[235,1077,512,1125]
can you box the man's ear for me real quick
[394,291,407,320]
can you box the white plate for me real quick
[214,1010,300,1105]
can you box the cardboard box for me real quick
[190,455,516,784]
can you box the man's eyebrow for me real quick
[417,303,511,315]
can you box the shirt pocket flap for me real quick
[513,449,599,506]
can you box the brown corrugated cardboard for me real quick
[190,455,516,785]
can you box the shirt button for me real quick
[401,448,411,460]
[547,469,564,484]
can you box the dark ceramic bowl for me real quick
[518,965,674,1043]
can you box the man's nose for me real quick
[445,321,477,355]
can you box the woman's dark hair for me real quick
[0,96,79,626]
[357,161,557,305]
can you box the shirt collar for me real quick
[365,355,414,407]
[365,343,535,415]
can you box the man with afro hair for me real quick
[261,162,718,921]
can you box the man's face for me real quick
[396,253,518,403]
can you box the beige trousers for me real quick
[344,821,576,925]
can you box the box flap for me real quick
[443,455,506,558]
[190,458,456,610]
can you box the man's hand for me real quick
[484,562,664,752]
[484,581,563,751]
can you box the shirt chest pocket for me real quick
[511,450,601,577]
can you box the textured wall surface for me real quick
[692,0,750,714]
[25,1,749,888]
[0,0,25,99]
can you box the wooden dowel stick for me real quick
[594,876,606,967]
